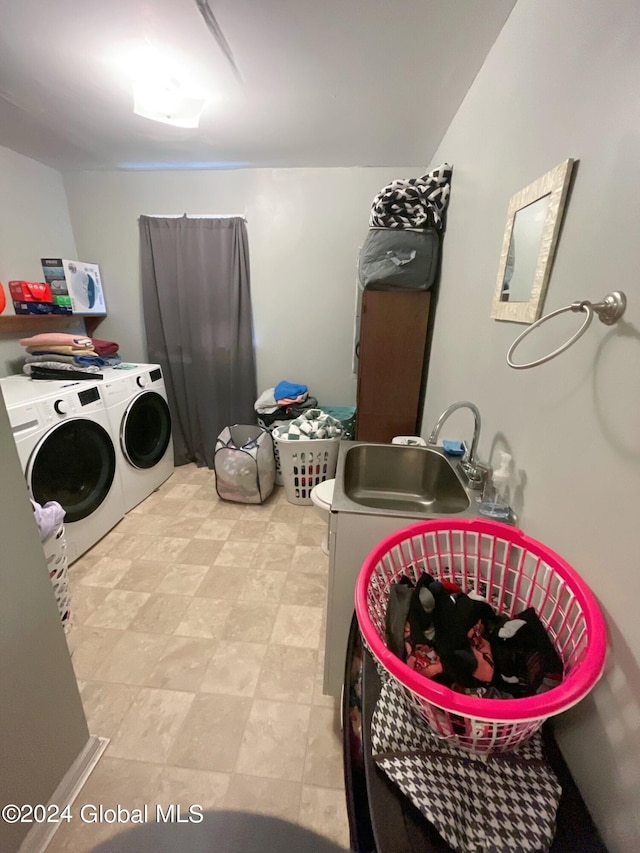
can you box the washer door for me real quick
[28,419,117,523]
[121,391,172,470]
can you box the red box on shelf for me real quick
[9,281,53,303]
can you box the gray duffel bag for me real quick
[358,227,440,290]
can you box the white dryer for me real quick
[0,375,125,564]
[100,364,174,513]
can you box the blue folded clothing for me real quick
[73,354,106,366]
[274,380,308,400]
[102,354,123,367]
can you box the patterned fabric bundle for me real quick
[372,673,561,853]
[273,408,342,440]
[369,163,453,230]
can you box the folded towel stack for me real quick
[19,333,121,380]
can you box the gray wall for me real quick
[420,1,640,849]
[0,388,90,851]
[0,146,79,378]
[62,166,421,405]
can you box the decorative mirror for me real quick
[491,158,574,324]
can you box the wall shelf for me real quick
[0,314,106,336]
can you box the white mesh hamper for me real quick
[214,425,275,503]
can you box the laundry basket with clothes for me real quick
[273,409,342,505]
[254,381,318,485]
[32,499,72,634]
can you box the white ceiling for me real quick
[0,0,516,172]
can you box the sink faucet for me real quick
[427,401,487,489]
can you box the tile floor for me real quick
[48,464,349,852]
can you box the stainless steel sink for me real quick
[342,443,470,514]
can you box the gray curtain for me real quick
[139,215,257,468]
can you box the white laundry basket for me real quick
[273,435,341,505]
[43,523,72,634]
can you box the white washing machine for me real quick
[100,364,174,513]
[0,375,125,564]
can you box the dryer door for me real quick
[27,419,117,523]
[121,391,172,470]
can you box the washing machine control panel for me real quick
[48,386,103,418]
[136,374,149,388]
[48,395,77,418]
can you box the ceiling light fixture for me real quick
[133,78,206,128]
[122,44,207,128]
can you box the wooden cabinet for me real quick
[355,289,431,442]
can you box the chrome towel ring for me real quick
[506,291,627,369]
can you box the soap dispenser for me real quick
[479,451,512,520]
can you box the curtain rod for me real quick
[141,214,247,220]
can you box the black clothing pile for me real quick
[385,572,563,699]
[254,382,318,427]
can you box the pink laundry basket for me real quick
[355,518,607,754]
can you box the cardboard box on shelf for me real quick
[41,258,107,315]
[51,294,73,315]
[9,281,53,303]
[13,301,54,315]
[41,259,69,295]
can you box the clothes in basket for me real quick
[254,383,319,485]
[254,385,318,427]
[273,410,343,505]
[273,408,342,441]
[318,405,356,441]
[214,425,275,504]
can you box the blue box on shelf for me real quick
[13,301,54,315]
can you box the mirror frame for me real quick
[491,158,574,324]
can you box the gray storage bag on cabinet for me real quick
[214,425,275,504]
[358,227,440,290]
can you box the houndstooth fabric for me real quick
[369,163,453,230]
[272,409,342,440]
[372,675,561,853]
